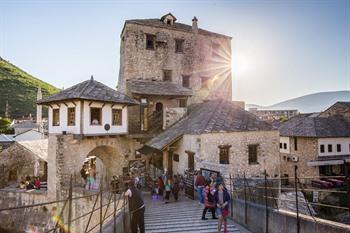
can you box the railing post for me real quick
[67,174,73,233]
[244,172,247,225]
[294,165,300,233]
[229,174,233,218]
[113,189,117,233]
[100,181,103,233]
[264,170,268,233]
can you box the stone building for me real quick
[118,13,232,138]
[0,139,48,188]
[142,99,280,179]
[248,108,299,121]
[279,102,350,182]
[36,77,141,199]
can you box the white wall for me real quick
[48,100,128,135]
[82,102,127,135]
[48,101,81,134]
[279,137,290,154]
[15,130,44,141]
[318,137,350,156]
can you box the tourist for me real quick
[172,175,180,201]
[195,171,205,204]
[87,166,95,190]
[202,179,217,220]
[80,164,88,187]
[125,180,145,233]
[164,178,172,203]
[157,176,164,199]
[179,175,185,193]
[34,177,41,190]
[110,175,119,193]
[210,173,217,187]
[214,183,231,233]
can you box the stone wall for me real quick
[167,131,280,179]
[164,107,187,129]
[0,142,46,188]
[118,20,232,105]
[280,137,318,183]
[48,134,140,200]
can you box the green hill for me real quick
[0,57,59,119]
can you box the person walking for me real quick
[214,183,231,233]
[157,176,164,199]
[164,178,172,204]
[195,172,205,204]
[125,180,145,233]
[202,180,217,220]
[172,175,180,201]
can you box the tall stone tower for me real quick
[36,87,42,127]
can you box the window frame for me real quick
[248,144,259,165]
[182,75,190,88]
[337,144,341,152]
[175,39,184,53]
[163,69,172,82]
[294,137,298,151]
[90,107,102,126]
[328,144,333,153]
[145,34,156,50]
[67,107,76,126]
[112,108,123,126]
[283,143,287,150]
[219,145,231,164]
[200,76,210,89]
[179,99,187,108]
[320,144,325,153]
[52,108,60,126]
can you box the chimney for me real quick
[192,16,198,34]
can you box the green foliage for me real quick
[0,57,59,119]
[0,117,14,134]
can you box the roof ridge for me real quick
[77,79,93,97]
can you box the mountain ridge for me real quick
[246,90,350,113]
[0,57,59,119]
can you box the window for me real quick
[248,144,258,164]
[320,144,325,153]
[179,99,187,108]
[219,145,231,164]
[112,109,122,126]
[173,153,179,162]
[67,107,75,126]
[337,144,341,152]
[146,34,155,50]
[201,76,210,89]
[90,108,102,125]
[52,109,60,126]
[283,143,287,149]
[182,75,190,88]
[279,143,282,149]
[175,39,184,53]
[163,70,172,82]
[328,144,332,153]
[294,137,298,151]
[212,42,220,57]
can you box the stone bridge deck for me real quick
[144,193,250,233]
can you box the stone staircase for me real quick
[144,194,243,233]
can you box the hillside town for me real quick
[0,11,350,233]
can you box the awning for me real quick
[307,160,345,166]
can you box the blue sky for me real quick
[0,0,349,105]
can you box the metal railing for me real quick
[225,166,350,233]
[0,175,130,233]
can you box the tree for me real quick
[0,117,14,134]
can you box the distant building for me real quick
[279,102,350,182]
[0,134,14,151]
[249,108,299,121]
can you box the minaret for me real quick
[4,100,9,118]
[36,87,42,128]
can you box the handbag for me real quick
[222,208,229,217]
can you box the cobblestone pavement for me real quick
[144,193,248,233]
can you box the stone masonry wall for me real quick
[164,107,187,129]
[280,137,318,183]
[118,22,232,105]
[319,102,350,122]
